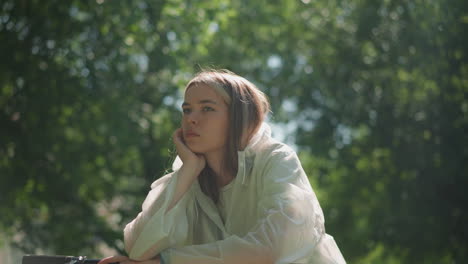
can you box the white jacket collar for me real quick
[237,123,271,185]
[241,122,271,156]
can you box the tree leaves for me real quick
[1,0,467,263]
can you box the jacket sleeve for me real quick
[124,171,195,261]
[160,149,342,264]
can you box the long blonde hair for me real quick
[185,69,270,203]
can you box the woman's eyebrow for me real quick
[198,99,218,105]
[182,99,218,107]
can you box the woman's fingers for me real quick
[172,128,189,152]
[98,255,161,264]
[172,128,183,143]
[172,128,206,173]
[123,259,161,264]
[98,255,130,264]
[172,128,195,159]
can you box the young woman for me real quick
[100,70,346,264]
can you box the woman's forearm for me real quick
[166,163,200,213]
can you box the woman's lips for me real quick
[184,131,200,138]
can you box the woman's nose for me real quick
[188,112,199,124]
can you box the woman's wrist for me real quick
[179,162,203,178]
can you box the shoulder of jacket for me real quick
[257,137,297,161]
[150,171,176,189]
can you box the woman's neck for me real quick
[205,150,234,187]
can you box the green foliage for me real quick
[1,0,466,263]
[0,0,180,256]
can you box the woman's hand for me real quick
[165,128,205,212]
[98,255,161,264]
[173,128,206,173]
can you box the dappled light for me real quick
[1,0,467,263]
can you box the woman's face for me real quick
[181,84,229,155]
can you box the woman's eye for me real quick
[202,106,214,112]
[182,108,191,114]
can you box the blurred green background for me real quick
[1,0,467,263]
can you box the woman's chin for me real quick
[191,148,205,155]
[186,143,204,154]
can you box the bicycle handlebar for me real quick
[22,255,119,264]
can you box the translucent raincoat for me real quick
[124,124,346,264]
